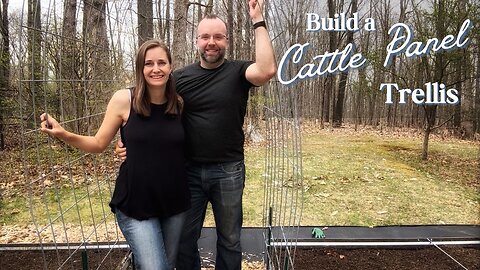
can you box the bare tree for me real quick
[452,1,466,132]
[226,0,234,59]
[323,0,337,126]
[166,0,172,45]
[421,0,446,160]
[138,0,153,47]
[172,0,189,68]
[466,0,479,136]
[234,0,246,60]
[333,0,358,127]
[476,23,480,134]
[0,0,9,149]
[157,0,171,43]
[60,0,80,130]
[82,0,110,126]
[205,0,213,14]
[27,0,42,129]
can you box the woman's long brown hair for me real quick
[133,39,182,117]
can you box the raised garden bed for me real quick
[1,225,478,269]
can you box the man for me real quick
[117,0,276,268]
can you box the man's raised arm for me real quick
[245,0,277,86]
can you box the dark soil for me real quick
[1,246,479,269]
[292,246,480,270]
[0,248,130,269]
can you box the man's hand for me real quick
[249,0,264,23]
[115,139,127,161]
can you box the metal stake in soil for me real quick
[81,250,88,270]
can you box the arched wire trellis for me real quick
[262,1,306,267]
[16,0,135,269]
[14,0,303,269]
[263,81,303,269]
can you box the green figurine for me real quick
[312,227,326,239]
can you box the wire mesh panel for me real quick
[263,81,304,269]
[12,0,304,269]
[15,0,134,269]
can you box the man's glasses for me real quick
[197,34,227,42]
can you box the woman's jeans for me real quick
[176,160,245,270]
[116,209,186,270]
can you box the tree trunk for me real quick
[83,0,109,128]
[453,54,462,133]
[226,0,234,59]
[157,0,164,41]
[422,124,431,160]
[172,0,188,68]
[205,0,213,15]
[138,0,153,47]
[422,0,445,160]
[334,72,346,128]
[0,0,9,150]
[324,0,337,125]
[28,0,42,129]
[83,0,109,69]
[165,0,171,45]
[61,0,78,129]
[235,0,244,59]
[333,0,357,128]
[475,33,480,134]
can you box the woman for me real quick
[40,40,190,270]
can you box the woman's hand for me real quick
[39,113,66,139]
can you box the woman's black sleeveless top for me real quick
[109,101,190,220]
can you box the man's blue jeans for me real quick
[176,160,245,270]
[116,209,186,270]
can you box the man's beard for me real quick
[200,48,226,64]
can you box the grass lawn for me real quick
[1,127,479,234]
[297,128,479,226]
[207,127,479,227]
